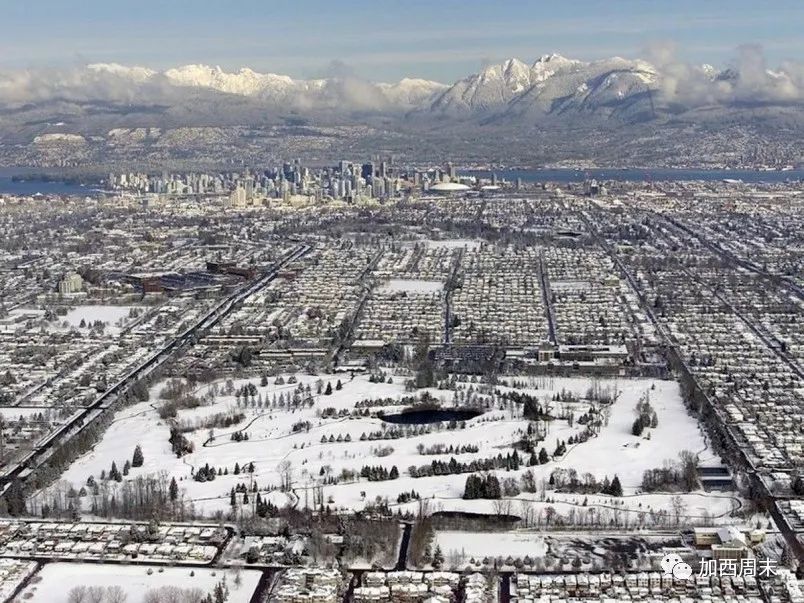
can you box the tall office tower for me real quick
[361,162,375,180]
[447,162,457,180]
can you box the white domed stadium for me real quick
[429,181,471,193]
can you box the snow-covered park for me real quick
[61,304,144,335]
[46,371,736,523]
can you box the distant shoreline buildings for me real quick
[105,160,518,206]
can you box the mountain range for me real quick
[1,51,802,167]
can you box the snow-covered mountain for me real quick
[2,52,802,146]
[425,54,661,121]
[429,54,582,113]
[85,63,446,110]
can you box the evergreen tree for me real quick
[110,462,122,482]
[5,480,25,516]
[325,382,333,395]
[432,544,445,568]
[132,444,144,467]
[169,477,179,502]
[609,475,623,497]
[485,474,502,499]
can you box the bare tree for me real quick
[67,586,88,603]
[85,585,105,603]
[278,459,293,492]
[492,498,512,517]
[105,586,128,603]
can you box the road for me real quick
[538,251,557,344]
[0,243,310,490]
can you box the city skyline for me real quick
[2,0,803,82]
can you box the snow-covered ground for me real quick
[377,279,444,293]
[0,558,37,602]
[424,239,481,250]
[0,305,143,336]
[436,529,547,560]
[50,372,733,521]
[62,305,143,335]
[22,563,260,602]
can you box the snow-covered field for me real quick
[436,529,547,560]
[62,305,143,335]
[377,279,444,293]
[22,563,260,603]
[50,372,734,521]
[0,305,143,336]
[424,239,481,250]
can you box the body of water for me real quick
[380,408,483,425]
[0,177,97,197]
[1,167,802,196]
[465,167,804,184]
[0,168,100,196]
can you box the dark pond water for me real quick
[380,408,483,424]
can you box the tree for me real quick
[105,586,128,603]
[169,477,179,502]
[67,586,88,603]
[110,461,122,482]
[389,466,399,479]
[324,382,333,395]
[336,380,343,391]
[132,444,144,467]
[538,447,550,465]
[5,479,26,516]
[432,544,445,568]
[609,475,623,497]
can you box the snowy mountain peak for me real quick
[87,63,156,81]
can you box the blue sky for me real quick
[2,0,802,81]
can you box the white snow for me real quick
[436,530,546,560]
[377,279,444,293]
[22,563,260,603]
[62,305,143,335]
[50,373,733,522]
